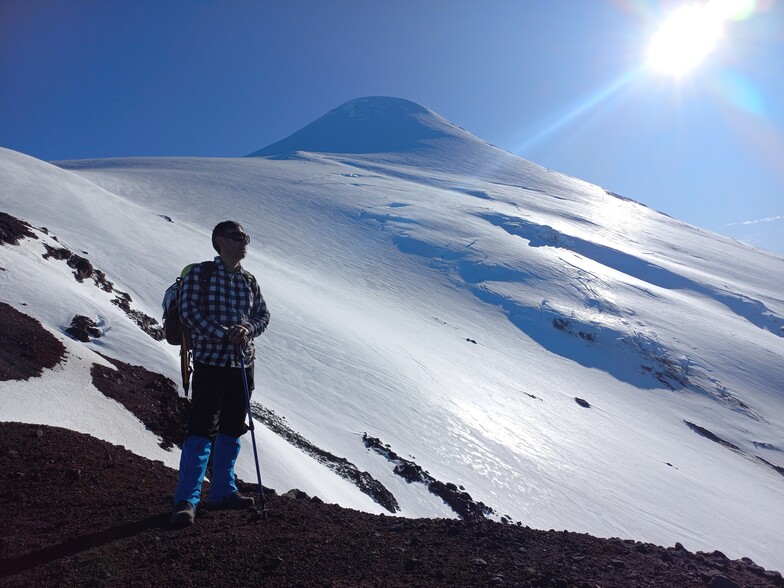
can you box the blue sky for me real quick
[2,1,783,255]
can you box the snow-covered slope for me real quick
[1,97,783,570]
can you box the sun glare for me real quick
[646,0,762,77]
[647,4,724,77]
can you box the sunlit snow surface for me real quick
[1,97,783,570]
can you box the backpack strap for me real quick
[199,260,217,290]
[176,261,217,314]
[178,261,217,396]
[190,261,252,306]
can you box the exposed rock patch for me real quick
[0,211,165,342]
[0,211,37,245]
[65,315,103,342]
[40,240,164,341]
[684,420,742,452]
[40,244,70,261]
[0,302,66,381]
[251,404,399,513]
[110,291,164,340]
[685,420,784,480]
[552,316,596,341]
[363,433,494,522]
[281,488,323,505]
[42,244,96,283]
[90,355,190,450]
[67,253,94,282]
[755,456,784,478]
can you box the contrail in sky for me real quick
[724,215,784,227]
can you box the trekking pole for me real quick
[239,346,267,518]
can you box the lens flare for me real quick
[710,0,759,20]
[714,69,765,116]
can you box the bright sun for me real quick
[647,0,759,77]
[647,4,725,77]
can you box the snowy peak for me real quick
[247,96,483,157]
[246,96,544,182]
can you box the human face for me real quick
[217,229,250,261]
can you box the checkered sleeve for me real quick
[244,276,270,338]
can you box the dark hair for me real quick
[212,220,244,253]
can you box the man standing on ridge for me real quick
[170,220,270,527]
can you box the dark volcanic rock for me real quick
[251,405,399,513]
[42,244,95,283]
[90,355,190,449]
[66,254,94,282]
[0,302,66,381]
[364,433,494,522]
[684,420,742,451]
[111,291,165,341]
[282,488,312,501]
[0,211,37,245]
[41,244,72,261]
[42,239,163,341]
[65,315,102,342]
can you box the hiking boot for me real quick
[170,500,196,526]
[206,492,255,510]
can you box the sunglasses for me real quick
[221,231,251,244]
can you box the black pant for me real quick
[188,361,254,438]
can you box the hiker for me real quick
[170,220,270,526]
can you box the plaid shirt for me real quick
[180,257,270,368]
